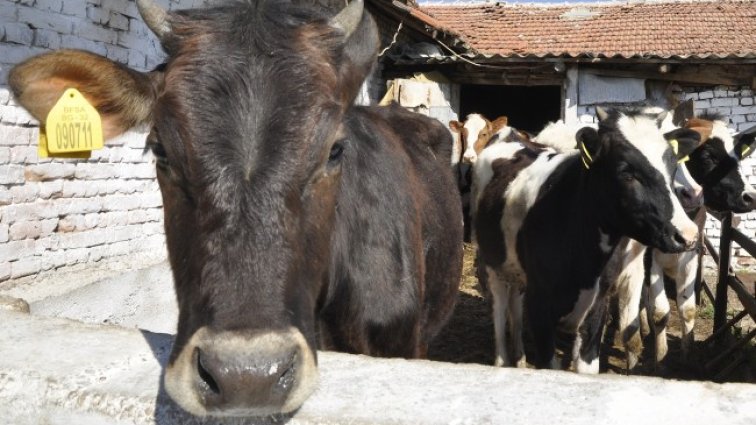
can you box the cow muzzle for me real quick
[164,327,318,417]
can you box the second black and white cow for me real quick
[472,107,702,370]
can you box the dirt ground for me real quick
[428,243,756,383]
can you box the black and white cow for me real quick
[472,107,702,370]
[644,115,756,364]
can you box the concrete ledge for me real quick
[1,311,754,425]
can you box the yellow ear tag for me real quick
[580,141,593,169]
[742,144,751,158]
[41,88,103,156]
[669,139,679,155]
[38,129,91,159]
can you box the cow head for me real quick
[450,114,508,164]
[576,107,702,253]
[10,0,378,417]
[684,116,756,213]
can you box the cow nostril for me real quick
[743,193,754,204]
[196,348,221,397]
[673,232,687,246]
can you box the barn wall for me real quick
[0,0,208,284]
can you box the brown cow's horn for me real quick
[137,0,171,40]
[330,0,363,39]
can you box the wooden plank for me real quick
[581,67,746,86]
[731,227,756,258]
[714,213,733,334]
[728,275,756,322]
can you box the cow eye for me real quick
[329,141,345,162]
[147,140,169,169]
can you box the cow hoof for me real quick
[515,358,528,368]
[494,356,507,367]
[626,352,639,371]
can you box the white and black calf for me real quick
[646,116,756,364]
[472,108,702,370]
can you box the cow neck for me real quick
[576,158,621,266]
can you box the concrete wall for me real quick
[0,0,208,284]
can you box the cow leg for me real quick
[675,250,698,361]
[649,258,670,364]
[573,298,607,374]
[526,290,558,369]
[507,286,527,368]
[488,267,511,367]
[616,252,645,371]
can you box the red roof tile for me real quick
[418,0,756,59]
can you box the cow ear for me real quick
[735,124,756,159]
[664,128,701,161]
[595,106,610,122]
[672,99,695,127]
[576,127,602,169]
[331,0,378,106]
[9,49,158,140]
[449,120,463,132]
[490,116,509,131]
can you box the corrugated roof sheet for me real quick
[418,0,756,59]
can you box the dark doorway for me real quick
[459,85,562,134]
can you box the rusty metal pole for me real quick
[713,213,733,337]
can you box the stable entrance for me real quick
[459,85,562,134]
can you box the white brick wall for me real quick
[0,0,208,283]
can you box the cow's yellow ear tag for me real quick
[41,88,103,156]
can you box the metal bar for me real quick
[728,275,756,322]
[714,213,733,334]
[705,310,748,345]
[704,328,756,370]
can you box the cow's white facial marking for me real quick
[462,114,487,164]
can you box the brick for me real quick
[0,191,11,206]
[742,98,754,106]
[698,91,714,100]
[108,11,129,30]
[140,192,162,208]
[36,0,64,12]
[73,20,117,44]
[0,261,9,281]
[40,249,66,271]
[3,22,34,45]
[117,30,149,50]
[730,115,746,124]
[59,34,107,56]
[11,146,37,163]
[10,184,40,203]
[127,209,149,224]
[0,165,24,184]
[711,98,738,107]
[121,148,148,163]
[0,239,35,262]
[86,4,109,24]
[0,3,17,20]
[0,224,8,243]
[33,28,61,49]
[9,220,42,240]
[714,89,729,98]
[102,0,140,18]
[59,198,101,215]
[10,258,41,279]
[693,100,710,110]
[2,201,59,223]
[0,88,10,105]
[128,48,146,70]
[0,147,10,163]
[0,124,34,146]
[101,194,139,211]
[0,104,39,125]
[732,106,756,115]
[74,163,116,180]
[63,228,109,248]
[18,6,75,34]
[24,163,76,181]
[61,0,87,18]
[38,181,63,199]
[98,211,129,226]
[65,247,89,265]
[105,44,129,64]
